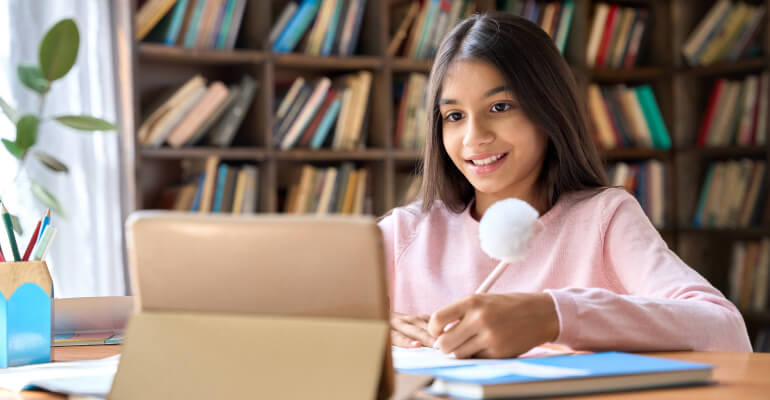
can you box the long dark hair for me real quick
[420,12,607,214]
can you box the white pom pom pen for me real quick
[439,198,544,335]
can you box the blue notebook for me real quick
[419,352,712,399]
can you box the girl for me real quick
[379,12,752,359]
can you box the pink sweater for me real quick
[378,188,752,352]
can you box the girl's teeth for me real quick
[471,154,503,165]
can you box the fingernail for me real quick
[449,352,457,358]
[410,340,421,347]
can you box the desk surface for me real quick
[8,347,770,399]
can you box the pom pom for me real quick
[479,198,543,263]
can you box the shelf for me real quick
[138,43,266,64]
[391,58,433,73]
[139,147,267,160]
[589,66,667,82]
[602,148,671,161]
[274,53,382,70]
[678,227,770,238]
[688,58,767,77]
[273,149,387,161]
[391,150,423,161]
[694,146,767,159]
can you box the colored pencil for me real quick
[32,226,56,262]
[38,209,51,241]
[0,243,5,262]
[22,217,43,261]
[0,204,20,261]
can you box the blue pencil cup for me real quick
[0,261,53,368]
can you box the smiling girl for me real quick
[378,12,752,359]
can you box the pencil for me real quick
[0,204,21,261]
[22,216,43,261]
[32,226,56,262]
[37,227,57,261]
[38,209,51,241]
[0,243,5,262]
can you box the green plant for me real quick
[0,19,116,231]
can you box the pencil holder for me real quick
[0,261,53,368]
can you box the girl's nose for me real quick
[462,117,495,148]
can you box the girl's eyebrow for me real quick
[439,85,508,105]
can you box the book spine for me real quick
[273,0,322,53]
[164,0,190,45]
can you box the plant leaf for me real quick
[39,19,79,81]
[0,96,18,122]
[9,214,22,236]
[30,181,66,218]
[35,151,69,173]
[55,115,117,131]
[16,114,39,151]
[17,65,49,94]
[2,138,23,159]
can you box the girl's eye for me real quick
[444,112,464,122]
[491,103,512,113]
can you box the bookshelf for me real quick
[122,0,770,345]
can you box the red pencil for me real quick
[22,218,42,261]
[0,243,5,262]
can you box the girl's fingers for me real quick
[392,330,423,348]
[434,316,476,354]
[393,317,437,347]
[448,334,486,359]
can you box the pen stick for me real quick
[38,209,51,241]
[22,216,43,261]
[1,204,21,261]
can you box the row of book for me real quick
[586,3,649,69]
[394,73,428,151]
[683,0,766,66]
[497,0,574,54]
[138,0,247,50]
[274,72,371,150]
[284,163,372,214]
[729,239,769,312]
[607,161,665,228]
[387,0,477,59]
[694,160,767,228]
[697,72,769,148]
[270,0,367,56]
[158,157,260,213]
[588,84,671,150]
[138,75,257,148]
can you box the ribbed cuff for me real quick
[544,289,578,347]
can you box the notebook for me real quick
[418,352,712,399]
[53,296,133,346]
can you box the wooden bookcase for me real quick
[123,0,770,342]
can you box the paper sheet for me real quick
[0,355,119,396]
[392,344,576,371]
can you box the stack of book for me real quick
[394,73,428,151]
[694,160,767,228]
[270,0,368,55]
[284,163,372,215]
[586,3,649,69]
[387,0,477,59]
[137,0,248,50]
[607,161,666,228]
[273,72,371,150]
[158,157,259,213]
[497,0,574,54]
[682,0,766,66]
[137,75,257,148]
[729,239,770,312]
[587,84,671,150]
[696,72,769,147]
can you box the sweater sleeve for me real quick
[547,193,752,352]
[377,205,423,302]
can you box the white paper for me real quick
[0,355,119,396]
[392,345,576,371]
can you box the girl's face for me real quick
[439,60,548,206]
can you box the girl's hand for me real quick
[390,312,437,348]
[428,293,559,358]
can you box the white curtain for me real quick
[0,0,124,297]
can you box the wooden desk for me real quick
[7,348,770,399]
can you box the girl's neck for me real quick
[471,187,547,221]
